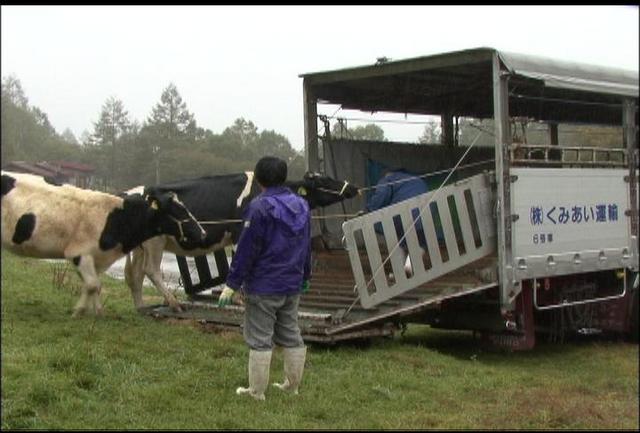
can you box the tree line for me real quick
[1,76,307,192]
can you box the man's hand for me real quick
[301,280,310,294]
[217,285,235,307]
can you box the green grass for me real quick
[2,251,638,429]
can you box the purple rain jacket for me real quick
[225,186,311,295]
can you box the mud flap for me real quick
[481,285,536,351]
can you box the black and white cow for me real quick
[123,171,360,311]
[1,171,207,317]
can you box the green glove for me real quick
[301,280,310,294]
[217,285,235,307]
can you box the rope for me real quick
[320,114,440,126]
[193,160,494,226]
[342,127,487,319]
[357,158,495,193]
[193,159,494,226]
[510,92,633,109]
[197,213,362,226]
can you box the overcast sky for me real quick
[2,5,638,150]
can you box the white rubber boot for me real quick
[236,350,272,401]
[273,346,307,395]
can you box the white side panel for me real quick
[511,168,637,279]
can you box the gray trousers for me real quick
[243,293,305,351]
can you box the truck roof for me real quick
[300,47,638,125]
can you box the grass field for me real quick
[1,251,638,430]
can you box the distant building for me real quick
[2,160,98,189]
[45,160,97,189]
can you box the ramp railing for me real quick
[342,173,496,308]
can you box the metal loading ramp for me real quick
[342,172,497,309]
[294,249,500,341]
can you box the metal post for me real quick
[493,53,517,312]
[623,99,638,265]
[549,122,559,146]
[441,111,454,146]
[303,79,319,173]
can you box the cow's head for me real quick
[146,191,207,245]
[292,172,360,209]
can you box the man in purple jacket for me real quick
[217,156,311,401]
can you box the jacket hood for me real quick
[262,188,309,233]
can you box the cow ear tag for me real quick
[297,186,307,196]
[150,200,159,209]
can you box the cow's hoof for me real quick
[72,309,86,318]
[168,303,183,312]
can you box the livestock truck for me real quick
[148,48,639,350]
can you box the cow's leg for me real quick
[403,247,426,277]
[144,243,182,312]
[133,238,183,312]
[89,285,104,316]
[72,255,101,317]
[125,248,146,310]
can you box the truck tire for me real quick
[627,270,639,343]
[630,288,639,343]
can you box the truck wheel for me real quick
[627,272,640,343]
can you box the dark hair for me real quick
[255,156,287,187]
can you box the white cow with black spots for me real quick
[1,171,206,317]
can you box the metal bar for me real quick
[303,326,397,343]
[301,300,384,311]
[301,48,494,86]
[420,199,444,268]
[493,53,516,310]
[362,222,389,295]
[327,283,497,335]
[512,144,628,155]
[301,294,359,302]
[624,99,638,246]
[342,228,368,299]
[437,195,458,261]
[380,216,407,285]
[176,256,194,294]
[511,159,626,167]
[532,271,627,311]
[399,207,426,275]
[442,111,454,146]
[510,143,628,165]
[303,78,319,173]
[185,300,334,320]
[475,186,494,247]
[454,188,475,254]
